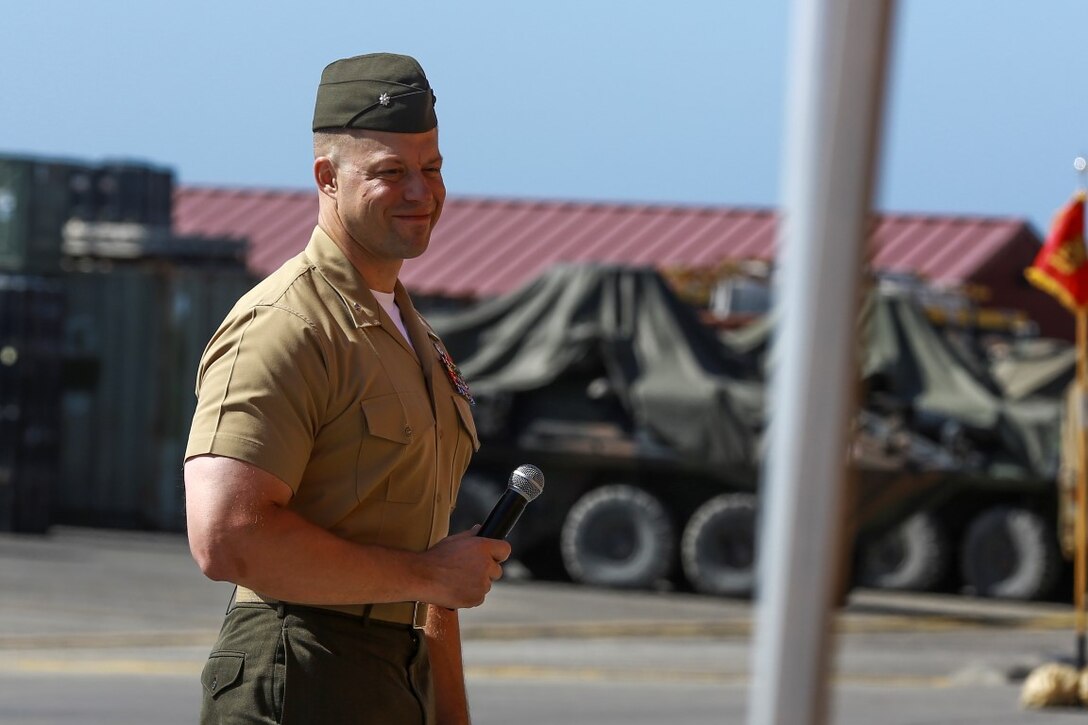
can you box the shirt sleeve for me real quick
[184,303,330,491]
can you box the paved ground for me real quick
[0,525,1075,651]
[2,526,1088,724]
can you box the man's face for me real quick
[332,128,445,264]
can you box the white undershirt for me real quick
[370,289,416,353]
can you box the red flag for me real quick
[1026,191,1088,311]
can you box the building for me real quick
[174,186,1068,338]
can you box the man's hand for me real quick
[423,527,511,609]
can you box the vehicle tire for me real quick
[680,493,758,598]
[559,484,675,589]
[857,512,951,592]
[959,506,1062,601]
[450,473,504,535]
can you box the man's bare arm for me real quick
[184,454,510,609]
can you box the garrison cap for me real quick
[312,53,437,133]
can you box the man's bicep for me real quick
[184,455,294,581]
[185,454,294,528]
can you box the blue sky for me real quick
[3,1,1085,235]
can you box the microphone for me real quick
[476,464,545,540]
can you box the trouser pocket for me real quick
[202,650,245,698]
[200,606,285,725]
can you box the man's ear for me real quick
[314,157,337,198]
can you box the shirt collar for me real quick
[306,225,417,329]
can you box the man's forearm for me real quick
[199,496,433,605]
[185,456,510,612]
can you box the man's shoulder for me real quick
[201,253,338,375]
[233,250,345,327]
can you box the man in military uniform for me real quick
[184,53,510,724]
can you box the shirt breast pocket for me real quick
[358,393,435,503]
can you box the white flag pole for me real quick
[747,1,896,724]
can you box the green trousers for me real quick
[199,601,434,724]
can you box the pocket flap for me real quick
[201,651,245,698]
[361,395,412,444]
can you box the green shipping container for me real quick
[0,156,87,274]
[0,274,64,533]
[59,261,253,531]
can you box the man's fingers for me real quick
[489,540,512,563]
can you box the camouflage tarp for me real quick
[430,265,764,471]
[430,266,1068,485]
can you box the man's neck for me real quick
[316,217,401,293]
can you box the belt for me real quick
[231,587,428,630]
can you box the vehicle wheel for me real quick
[959,506,1062,601]
[559,484,675,588]
[680,493,758,598]
[858,512,951,592]
[450,473,504,535]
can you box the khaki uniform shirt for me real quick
[186,227,479,608]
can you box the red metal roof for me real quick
[174,186,1040,299]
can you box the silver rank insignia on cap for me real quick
[378,93,391,107]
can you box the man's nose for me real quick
[402,170,432,202]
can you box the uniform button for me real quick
[353,302,362,311]
[404,425,413,437]
[210,676,218,691]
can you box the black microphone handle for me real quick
[476,490,528,540]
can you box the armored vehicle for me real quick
[431,265,1023,597]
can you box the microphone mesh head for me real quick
[509,464,545,501]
